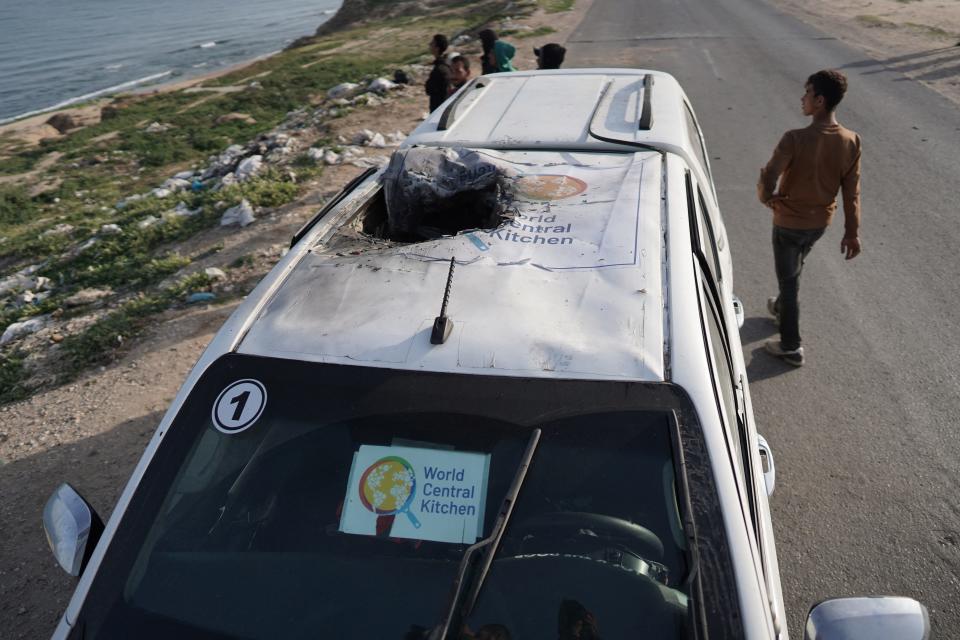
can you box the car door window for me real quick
[700,280,765,553]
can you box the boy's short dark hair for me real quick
[451,55,470,70]
[807,69,848,111]
[431,34,448,54]
[534,43,566,69]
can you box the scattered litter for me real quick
[1,316,47,345]
[0,273,37,297]
[166,202,201,218]
[323,150,340,165]
[327,82,360,99]
[385,131,406,146]
[218,173,238,189]
[41,224,74,237]
[66,238,98,257]
[116,193,144,209]
[99,224,122,235]
[186,292,216,304]
[151,187,172,199]
[220,199,256,227]
[161,177,192,192]
[35,277,52,291]
[368,77,398,93]
[174,170,195,180]
[204,267,227,280]
[307,147,326,161]
[235,155,263,182]
[65,288,112,307]
[137,216,162,229]
[144,121,172,133]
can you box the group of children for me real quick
[425,30,567,112]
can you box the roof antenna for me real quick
[431,257,456,345]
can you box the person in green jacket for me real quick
[478,29,516,73]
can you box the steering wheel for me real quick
[509,511,665,562]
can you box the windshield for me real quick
[75,355,730,639]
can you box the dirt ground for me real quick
[1,0,957,636]
[770,0,960,105]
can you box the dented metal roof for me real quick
[237,149,668,381]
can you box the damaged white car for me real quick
[44,69,928,640]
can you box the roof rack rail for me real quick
[437,79,486,131]
[639,74,654,130]
[587,77,660,153]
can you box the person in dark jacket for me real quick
[425,34,451,111]
[478,29,516,74]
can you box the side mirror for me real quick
[804,596,929,640]
[43,483,104,577]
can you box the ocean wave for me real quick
[104,63,124,71]
[198,41,217,49]
[0,70,174,126]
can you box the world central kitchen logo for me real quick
[358,457,478,528]
[342,445,489,543]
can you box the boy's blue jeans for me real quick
[772,225,826,350]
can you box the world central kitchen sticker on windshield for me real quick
[339,445,491,544]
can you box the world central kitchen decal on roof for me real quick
[340,445,491,544]
[403,152,649,271]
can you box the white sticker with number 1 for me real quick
[212,379,267,434]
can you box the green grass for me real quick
[540,0,574,13]
[0,185,37,227]
[58,271,214,378]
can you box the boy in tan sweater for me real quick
[758,69,862,366]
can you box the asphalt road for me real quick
[567,0,960,636]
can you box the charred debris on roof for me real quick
[322,147,519,253]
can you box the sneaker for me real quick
[764,338,804,367]
[766,296,779,327]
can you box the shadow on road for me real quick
[841,46,960,81]
[746,345,799,381]
[740,316,799,381]
[0,410,165,639]
[740,316,777,344]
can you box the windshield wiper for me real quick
[431,428,541,640]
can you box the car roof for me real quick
[236,148,672,382]
[405,68,694,154]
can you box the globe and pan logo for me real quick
[358,456,422,528]
[513,174,588,200]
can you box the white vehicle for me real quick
[44,69,928,640]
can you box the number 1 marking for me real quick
[229,390,250,421]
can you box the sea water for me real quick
[0,0,342,124]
